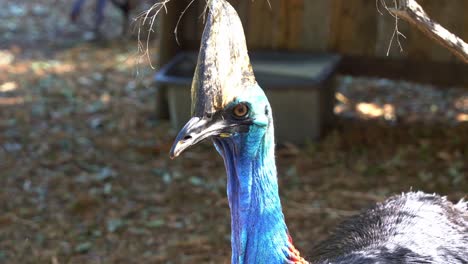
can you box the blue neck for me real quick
[214,127,303,264]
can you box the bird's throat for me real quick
[213,131,307,264]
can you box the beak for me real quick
[169,116,227,159]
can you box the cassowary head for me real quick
[170,0,273,160]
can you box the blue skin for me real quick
[211,85,299,263]
[71,0,107,32]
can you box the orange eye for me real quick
[233,103,249,118]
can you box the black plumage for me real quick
[312,192,468,263]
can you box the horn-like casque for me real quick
[191,0,256,116]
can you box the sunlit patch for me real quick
[0,50,15,66]
[100,93,111,104]
[0,96,24,105]
[334,104,348,114]
[454,96,468,112]
[456,113,468,122]
[382,104,396,121]
[6,62,28,74]
[30,60,77,76]
[53,63,76,74]
[335,76,468,124]
[0,82,18,92]
[114,53,146,71]
[356,103,396,121]
[356,103,383,117]
[335,92,349,104]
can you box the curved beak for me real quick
[169,116,227,159]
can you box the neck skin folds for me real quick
[213,127,307,264]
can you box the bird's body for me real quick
[170,0,468,263]
[312,192,467,263]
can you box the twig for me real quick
[135,0,174,69]
[378,0,406,55]
[174,0,198,46]
[388,0,468,63]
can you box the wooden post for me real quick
[329,0,378,56]
[155,0,188,119]
[302,0,331,51]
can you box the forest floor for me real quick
[0,1,467,263]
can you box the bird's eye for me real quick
[233,103,249,118]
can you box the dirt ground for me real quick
[0,1,467,263]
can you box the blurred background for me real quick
[0,0,466,263]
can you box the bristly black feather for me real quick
[310,192,468,264]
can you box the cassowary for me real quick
[70,0,140,36]
[169,0,468,263]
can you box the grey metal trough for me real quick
[155,51,340,144]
